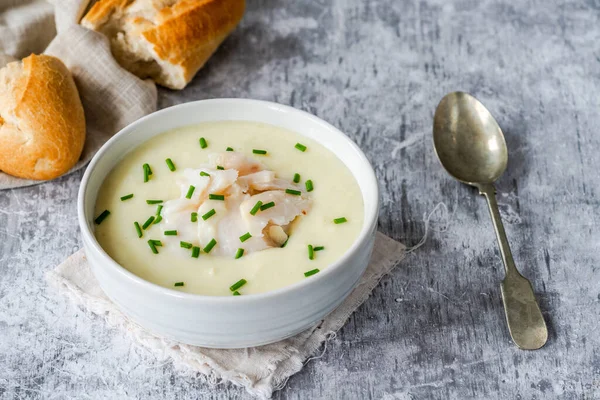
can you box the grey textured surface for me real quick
[2,0,600,399]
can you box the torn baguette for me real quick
[0,54,86,180]
[81,0,245,90]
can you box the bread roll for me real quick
[0,54,86,180]
[81,0,246,90]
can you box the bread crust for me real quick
[81,0,245,89]
[0,55,86,180]
[82,0,132,27]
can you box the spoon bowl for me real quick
[433,91,508,185]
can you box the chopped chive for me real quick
[229,279,247,292]
[164,230,178,236]
[217,165,225,170]
[147,240,158,254]
[142,216,155,229]
[252,149,267,155]
[250,200,263,215]
[200,171,210,177]
[134,222,143,238]
[146,199,163,204]
[143,163,151,182]
[293,173,300,183]
[144,163,153,180]
[226,147,234,152]
[150,239,163,247]
[153,215,163,224]
[308,244,314,260]
[314,246,325,251]
[285,189,301,196]
[156,205,163,216]
[191,246,200,258]
[260,201,275,211]
[233,291,241,296]
[120,193,134,201]
[202,209,216,220]
[295,143,307,152]
[180,241,193,249]
[185,185,195,199]
[94,210,110,225]
[165,158,176,171]
[191,212,198,222]
[174,282,184,287]
[305,180,314,192]
[235,248,244,259]
[199,137,208,149]
[304,268,320,277]
[334,217,348,224]
[281,238,289,248]
[209,194,225,201]
[203,238,217,253]
[239,232,252,242]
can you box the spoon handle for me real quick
[478,183,548,350]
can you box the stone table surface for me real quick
[2,0,600,399]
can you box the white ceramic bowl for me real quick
[78,99,379,348]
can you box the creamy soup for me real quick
[94,121,363,296]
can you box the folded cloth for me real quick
[0,0,157,190]
[47,232,406,399]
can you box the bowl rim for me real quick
[78,98,379,304]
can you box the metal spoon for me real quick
[432,91,548,350]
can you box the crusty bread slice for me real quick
[81,0,245,90]
[0,55,86,180]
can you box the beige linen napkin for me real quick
[47,232,406,399]
[0,0,157,190]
